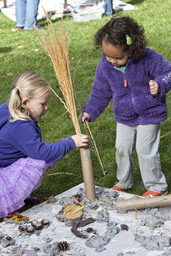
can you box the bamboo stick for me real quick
[115,194,171,211]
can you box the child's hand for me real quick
[71,134,89,148]
[149,80,161,95]
[78,112,91,123]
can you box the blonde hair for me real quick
[9,71,50,122]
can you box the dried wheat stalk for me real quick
[31,13,81,135]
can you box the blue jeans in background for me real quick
[16,0,40,30]
[103,0,114,16]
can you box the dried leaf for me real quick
[6,73,13,76]
[64,203,83,220]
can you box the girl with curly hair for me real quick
[80,16,171,197]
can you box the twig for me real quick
[48,172,77,176]
[50,86,69,113]
[160,131,171,139]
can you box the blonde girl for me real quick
[0,71,89,218]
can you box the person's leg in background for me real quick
[103,0,114,16]
[24,0,40,30]
[15,0,26,28]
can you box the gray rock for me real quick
[1,235,15,248]
[85,235,110,248]
[47,196,57,203]
[105,221,120,238]
[22,249,38,256]
[58,196,73,206]
[43,237,52,243]
[135,234,171,250]
[42,242,59,254]
[162,248,171,255]
[141,216,164,228]
[56,212,65,222]
[95,246,106,252]
[116,208,128,214]
[101,190,119,200]
[96,210,109,222]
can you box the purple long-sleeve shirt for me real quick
[0,103,76,167]
[83,48,171,126]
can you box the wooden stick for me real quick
[115,194,171,211]
[80,148,96,201]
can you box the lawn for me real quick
[0,0,170,215]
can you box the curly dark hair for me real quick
[95,16,147,59]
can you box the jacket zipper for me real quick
[123,63,136,113]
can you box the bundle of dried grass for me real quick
[32,13,81,135]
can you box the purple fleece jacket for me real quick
[0,103,76,167]
[83,48,171,125]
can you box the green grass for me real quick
[0,0,171,218]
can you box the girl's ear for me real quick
[21,97,29,106]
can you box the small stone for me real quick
[44,237,52,243]
[18,226,25,232]
[120,224,129,231]
[95,246,106,252]
[34,223,43,230]
[86,236,110,248]
[163,248,171,255]
[96,209,109,222]
[6,235,12,241]
[48,195,57,203]
[86,227,94,233]
[22,249,38,256]
[25,226,34,233]
[41,218,50,226]
[31,219,39,228]
[1,235,15,248]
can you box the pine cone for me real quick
[57,241,69,251]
